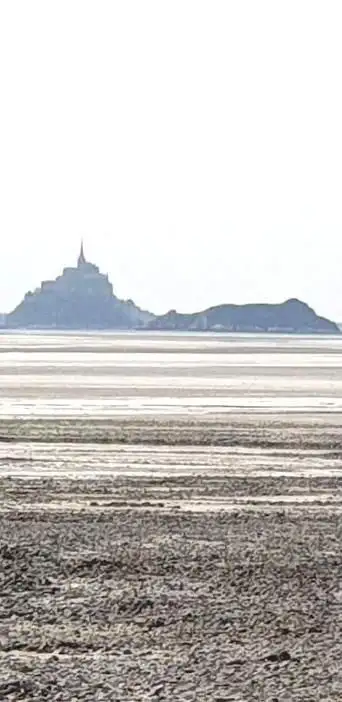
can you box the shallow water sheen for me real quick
[0,331,342,417]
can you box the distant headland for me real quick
[1,244,339,334]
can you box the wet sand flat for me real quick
[1,332,342,700]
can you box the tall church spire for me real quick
[78,240,86,267]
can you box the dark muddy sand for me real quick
[1,416,342,701]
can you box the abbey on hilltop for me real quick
[3,241,340,333]
[6,243,153,329]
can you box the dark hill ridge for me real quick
[3,246,339,333]
[148,298,339,334]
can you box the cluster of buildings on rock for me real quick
[31,242,114,300]
[0,243,339,332]
[3,243,151,329]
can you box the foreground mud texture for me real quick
[1,432,342,701]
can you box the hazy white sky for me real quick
[1,1,342,318]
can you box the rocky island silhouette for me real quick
[2,244,339,333]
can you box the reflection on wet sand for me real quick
[1,332,342,699]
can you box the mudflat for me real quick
[1,333,342,700]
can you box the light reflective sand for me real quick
[1,331,342,417]
[1,332,342,700]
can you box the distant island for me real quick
[5,243,153,330]
[1,244,339,334]
[147,300,339,334]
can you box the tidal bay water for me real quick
[1,330,342,496]
[1,330,342,417]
